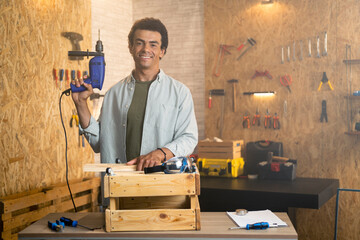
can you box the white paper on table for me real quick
[226,209,288,228]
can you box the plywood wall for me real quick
[0,0,94,197]
[205,0,359,239]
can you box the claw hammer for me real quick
[227,79,239,112]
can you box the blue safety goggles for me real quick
[144,157,195,174]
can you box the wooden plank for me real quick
[190,195,198,210]
[110,198,116,211]
[1,178,100,214]
[198,140,244,148]
[109,209,196,231]
[83,164,138,172]
[198,146,240,152]
[105,209,111,232]
[104,174,109,198]
[106,173,197,197]
[195,201,201,230]
[119,196,188,210]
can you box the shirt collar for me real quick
[129,69,164,83]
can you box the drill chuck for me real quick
[96,39,103,53]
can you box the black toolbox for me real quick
[244,140,283,175]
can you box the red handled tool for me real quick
[252,70,273,80]
[208,90,212,108]
[252,108,261,126]
[237,38,256,61]
[53,68,58,88]
[273,113,280,129]
[280,74,292,93]
[242,112,251,129]
[65,69,70,86]
[213,44,233,77]
[77,70,81,80]
[264,109,272,129]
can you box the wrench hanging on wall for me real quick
[322,31,328,56]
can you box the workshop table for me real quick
[18,212,297,240]
[199,177,339,226]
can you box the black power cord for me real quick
[59,88,77,212]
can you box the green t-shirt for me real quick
[126,80,153,161]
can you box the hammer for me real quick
[227,79,239,112]
[267,152,289,163]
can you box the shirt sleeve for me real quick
[163,88,198,157]
[79,115,101,153]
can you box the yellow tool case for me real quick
[197,158,244,178]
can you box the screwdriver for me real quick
[229,222,272,230]
[71,70,76,82]
[53,68,58,88]
[59,69,64,90]
[48,220,65,232]
[77,70,81,81]
[59,216,94,230]
[65,69,70,86]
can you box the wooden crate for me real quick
[0,177,100,240]
[198,140,244,159]
[104,167,201,232]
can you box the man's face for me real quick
[130,29,165,71]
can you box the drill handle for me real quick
[68,50,104,58]
[70,78,92,93]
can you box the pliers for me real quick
[264,109,272,129]
[273,113,280,129]
[252,108,260,126]
[242,112,251,129]
[70,110,79,128]
[318,72,334,91]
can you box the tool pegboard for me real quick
[204,1,360,240]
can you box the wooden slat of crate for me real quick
[106,208,197,232]
[0,177,100,240]
[198,140,243,159]
[119,195,189,210]
[198,140,244,148]
[104,173,199,198]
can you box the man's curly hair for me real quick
[128,18,168,55]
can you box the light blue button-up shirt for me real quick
[80,69,198,163]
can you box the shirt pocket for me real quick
[148,103,177,134]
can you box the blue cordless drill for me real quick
[68,30,105,92]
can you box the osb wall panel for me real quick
[0,0,94,197]
[205,0,359,239]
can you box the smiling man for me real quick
[71,18,198,172]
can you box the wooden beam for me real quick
[83,164,138,172]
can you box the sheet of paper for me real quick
[227,209,288,228]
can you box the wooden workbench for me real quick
[18,212,297,240]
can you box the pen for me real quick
[229,222,278,230]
